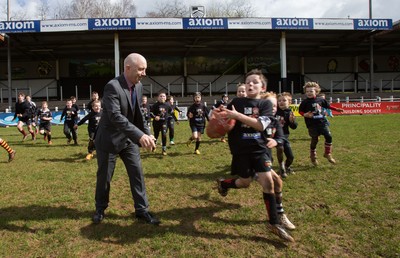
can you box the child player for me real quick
[215,69,294,242]
[13,92,35,141]
[186,92,209,155]
[150,92,172,156]
[299,82,344,165]
[276,92,298,177]
[60,99,79,145]
[75,100,102,160]
[36,101,53,144]
[0,137,16,162]
[140,95,152,131]
[166,95,181,145]
[262,92,296,231]
[236,83,246,98]
[86,91,100,113]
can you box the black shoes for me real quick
[135,211,160,225]
[92,210,160,225]
[92,210,104,224]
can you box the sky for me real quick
[1,0,399,22]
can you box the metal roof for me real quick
[2,21,399,62]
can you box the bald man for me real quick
[93,53,160,225]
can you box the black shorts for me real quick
[308,125,331,138]
[231,152,272,178]
[190,124,205,134]
[19,116,31,125]
[39,122,51,132]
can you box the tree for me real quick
[146,0,187,18]
[54,0,137,19]
[207,0,255,17]
[37,0,50,20]
[92,0,137,18]
[145,0,255,18]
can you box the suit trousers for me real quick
[95,141,149,213]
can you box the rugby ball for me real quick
[206,109,236,138]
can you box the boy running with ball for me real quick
[215,69,294,242]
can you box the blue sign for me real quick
[0,111,88,127]
[88,18,136,30]
[353,19,392,30]
[183,18,228,29]
[0,20,40,33]
[0,113,18,127]
[272,18,313,30]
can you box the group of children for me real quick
[2,74,344,244]
[141,93,181,156]
[212,70,344,242]
[3,91,102,162]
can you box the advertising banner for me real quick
[331,101,400,115]
[289,101,400,117]
[182,18,228,29]
[228,18,272,29]
[40,19,88,32]
[313,18,353,30]
[0,20,40,33]
[136,18,183,29]
[89,18,135,30]
[0,111,88,127]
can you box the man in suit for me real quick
[92,53,159,225]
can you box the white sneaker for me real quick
[170,141,175,145]
[278,213,296,230]
[267,224,295,242]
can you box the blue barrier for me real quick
[0,111,88,127]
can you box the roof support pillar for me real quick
[280,31,288,92]
[114,32,120,76]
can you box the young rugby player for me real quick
[76,100,102,160]
[166,95,181,145]
[60,99,79,145]
[151,92,172,155]
[186,92,209,155]
[215,69,294,242]
[298,82,343,165]
[36,101,53,144]
[276,92,298,177]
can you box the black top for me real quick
[60,106,79,124]
[227,97,272,155]
[276,108,298,135]
[299,97,330,128]
[36,108,52,125]
[13,101,31,120]
[151,102,172,124]
[187,102,209,127]
[78,110,102,132]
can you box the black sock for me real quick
[263,192,279,224]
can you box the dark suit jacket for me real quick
[95,74,150,154]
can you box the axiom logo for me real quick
[275,18,309,27]
[186,18,225,26]
[92,18,132,27]
[0,21,36,31]
[357,19,389,27]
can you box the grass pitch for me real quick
[0,114,399,257]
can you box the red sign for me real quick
[331,101,400,115]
